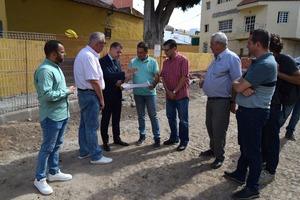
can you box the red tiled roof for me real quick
[73,0,143,18]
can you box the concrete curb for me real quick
[0,99,79,125]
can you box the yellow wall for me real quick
[0,0,7,31]
[0,39,44,97]
[5,0,143,41]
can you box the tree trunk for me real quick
[143,0,177,48]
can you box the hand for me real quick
[68,86,76,94]
[115,80,123,87]
[148,83,156,90]
[124,68,137,82]
[199,77,204,88]
[167,90,176,100]
[99,100,105,110]
[241,57,252,69]
[230,102,237,114]
[242,88,255,96]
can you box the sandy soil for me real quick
[0,85,299,200]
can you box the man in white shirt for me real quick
[73,32,112,164]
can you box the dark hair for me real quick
[269,33,283,54]
[250,29,270,49]
[137,41,148,52]
[110,42,123,49]
[44,40,63,57]
[163,39,177,49]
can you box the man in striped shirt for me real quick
[161,39,190,151]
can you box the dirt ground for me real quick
[0,84,300,200]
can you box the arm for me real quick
[37,69,71,102]
[174,57,189,93]
[278,70,300,85]
[161,76,174,100]
[233,77,252,93]
[149,73,160,90]
[89,80,105,110]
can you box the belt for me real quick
[78,88,95,92]
[207,97,231,100]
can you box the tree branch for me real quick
[160,0,177,27]
[155,0,171,17]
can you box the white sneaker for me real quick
[259,170,275,185]
[34,178,53,195]
[47,170,72,182]
[90,156,113,164]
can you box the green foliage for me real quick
[176,0,201,11]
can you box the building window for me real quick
[205,24,209,32]
[219,19,233,33]
[206,1,211,10]
[245,16,256,32]
[277,11,289,23]
[203,42,208,53]
[217,0,232,4]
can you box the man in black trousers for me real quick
[100,42,133,151]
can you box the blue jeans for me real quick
[78,90,102,161]
[166,97,189,145]
[134,95,160,140]
[286,99,300,136]
[35,117,68,180]
[235,106,269,191]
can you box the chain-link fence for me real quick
[0,31,212,115]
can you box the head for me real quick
[163,39,177,58]
[210,32,228,56]
[136,41,148,60]
[247,29,270,57]
[88,32,106,53]
[109,42,123,60]
[269,33,283,56]
[44,40,65,64]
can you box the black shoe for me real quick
[176,144,187,151]
[199,149,214,157]
[136,136,146,146]
[114,140,129,146]
[153,140,160,148]
[103,144,111,152]
[285,133,296,141]
[210,158,223,169]
[224,171,245,185]
[163,139,179,145]
[232,187,259,199]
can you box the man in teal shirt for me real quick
[129,42,160,147]
[33,40,75,195]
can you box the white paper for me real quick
[121,82,150,91]
[154,44,161,57]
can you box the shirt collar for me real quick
[215,48,228,60]
[253,52,273,63]
[44,58,59,68]
[86,45,100,58]
[108,54,114,61]
[138,55,149,63]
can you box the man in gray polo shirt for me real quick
[225,29,277,199]
[200,32,242,169]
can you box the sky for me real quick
[133,0,201,31]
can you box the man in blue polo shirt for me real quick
[224,29,277,199]
[129,41,160,147]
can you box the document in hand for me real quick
[121,81,150,91]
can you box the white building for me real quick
[200,0,300,57]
